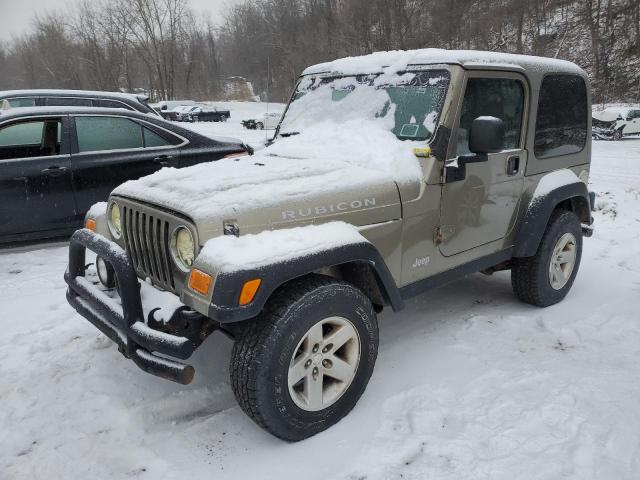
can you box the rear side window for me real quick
[76,116,143,152]
[143,126,173,147]
[45,97,92,107]
[534,75,587,159]
[93,99,134,110]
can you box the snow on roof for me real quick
[303,49,585,77]
[0,89,146,101]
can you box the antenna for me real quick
[266,54,270,143]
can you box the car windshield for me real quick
[279,70,449,141]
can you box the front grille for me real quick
[122,205,176,292]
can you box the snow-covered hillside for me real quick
[1,125,639,478]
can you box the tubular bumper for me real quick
[64,229,197,385]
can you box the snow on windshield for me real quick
[279,70,449,142]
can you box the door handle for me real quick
[153,155,173,166]
[506,156,520,176]
[41,166,69,177]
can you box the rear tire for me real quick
[511,209,583,307]
[256,122,264,130]
[230,275,378,441]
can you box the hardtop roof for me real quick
[302,48,586,77]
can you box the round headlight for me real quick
[174,227,195,269]
[108,202,122,238]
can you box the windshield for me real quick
[279,70,449,141]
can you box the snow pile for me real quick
[86,201,107,219]
[531,169,581,200]
[198,221,366,272]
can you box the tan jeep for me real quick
[66,49,595,441]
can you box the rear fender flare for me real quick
[513,180,592,258]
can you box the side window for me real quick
[534,74,587,159]
[76,116,143,153]
[93,99,134,111]
[143,126,174,147]
[4,97,37,108]
[0,119,62,160]
[456,78,524,155]
[45,97,92,107]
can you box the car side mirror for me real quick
[469,116,505,154]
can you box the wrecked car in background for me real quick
[592,107,640,140]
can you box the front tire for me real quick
[230,275,378,441]
[256,122,264,130]
[511,209,583,307]
[613,129,623,141]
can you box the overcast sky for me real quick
[0,0,238,42]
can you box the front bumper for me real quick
[65,229,211,384]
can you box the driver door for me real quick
[439,72,528,256]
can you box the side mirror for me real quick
[469,116,505,154]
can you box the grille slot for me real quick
[122,206,175,291]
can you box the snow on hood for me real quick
[593,108,631,122]
[112,121,421,224]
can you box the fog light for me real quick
[96,256,116,289]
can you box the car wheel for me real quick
[613,129,623,141]
[511,209,583,307]
[256,122,264,130]
[230,275,378,441]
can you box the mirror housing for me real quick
[469,116,505,154]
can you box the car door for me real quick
[624,110,640,134]
[0,116,76,237]
[70,115,182,215]
[439,73,528,256]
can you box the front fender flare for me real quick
[208,242,404,323]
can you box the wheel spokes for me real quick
[305,371,324,410]
[288,316,361,411]
[325,356,356,383]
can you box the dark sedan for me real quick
[0,106,250,243]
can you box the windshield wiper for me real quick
[279,131,300,137]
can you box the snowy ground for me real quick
[1,115,640,478]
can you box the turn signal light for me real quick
[188,269,213,295]
[239,278,262,306]
[85,219,96,231]
[225,151,248,159]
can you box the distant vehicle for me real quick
[174,105,230,123]
[592,107,640,140]
[0,106,250,243]
[154,100,196,120]
[0,89,159,116]
[242,112,283,130]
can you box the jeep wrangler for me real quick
[65,49,595,442]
